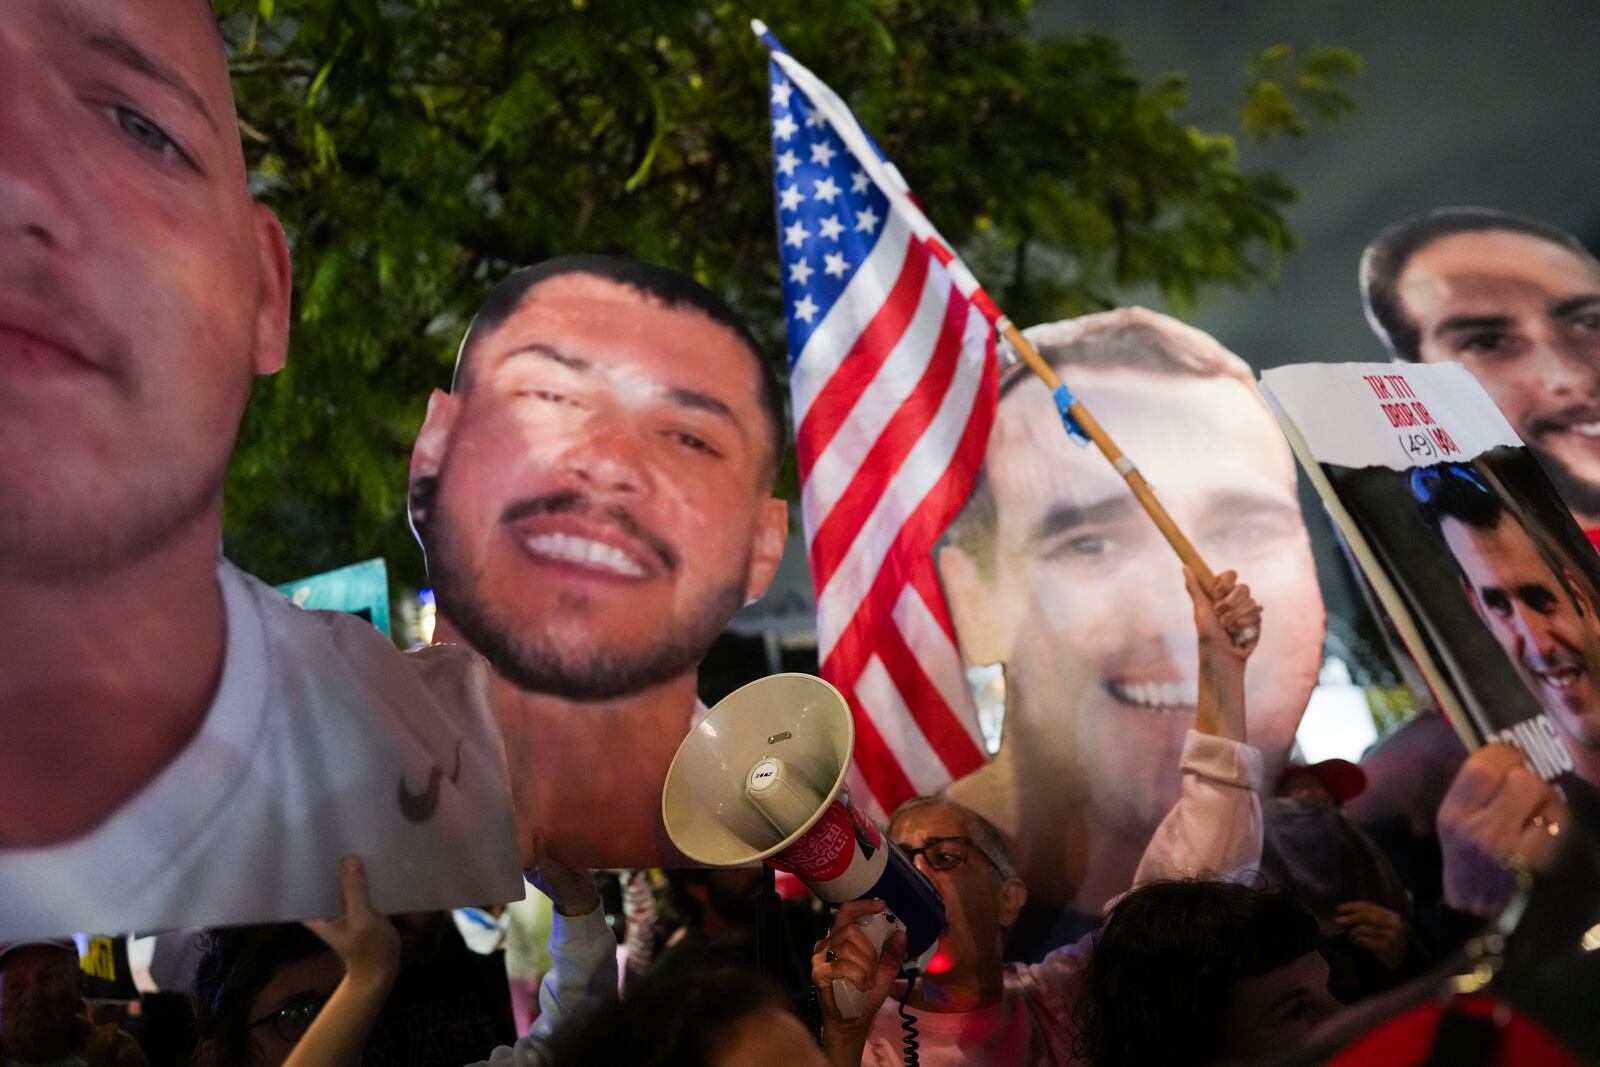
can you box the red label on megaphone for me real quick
[768,801,855,881]
[768,794,882,884]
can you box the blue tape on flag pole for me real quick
[1052,384,1091,447]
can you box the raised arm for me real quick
[472,830,618,1067]
[1130,568,1266,889]
[282,857,401,1067]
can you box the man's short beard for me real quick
[0,457,227,584]
[423,494,746,702]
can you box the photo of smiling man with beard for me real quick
[409,255,790,867]
[1362,208,1600,537]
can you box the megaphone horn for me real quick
[661,674,946,1019]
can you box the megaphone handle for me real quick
[830,910,896,1022]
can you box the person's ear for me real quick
[936,544,1014,666]
[996,875,1028,928]
[743,498,790,606]
[409,390,461,529]
[249,202,292,376]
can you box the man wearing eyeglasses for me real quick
[1412,462,1600,789]
[812,569,1269,1065]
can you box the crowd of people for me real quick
[2,1,1596,1065]
[1,566,1581,1066]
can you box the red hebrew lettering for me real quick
[1412,402,1434,425]
[1363,374,1392,399]
[1383,403,1418,427]
[772,803,856,882]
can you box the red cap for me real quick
[1278,758,1368,804]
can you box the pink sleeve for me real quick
[1010,944,1093,1057]
[1129,729,1264,891]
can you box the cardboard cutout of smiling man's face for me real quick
[412,268,788,701]
[1364,211,1600,526]
[408,263,788,866]
[938,309,1324,913]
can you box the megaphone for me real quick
[662,674,946,1019]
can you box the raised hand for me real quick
[524,827,602,917]
[1186,567,1263,663]
[811,898,908,1063]
[304,855,401,994]
[1438,744,1567,917]
[1333,900,1406,970]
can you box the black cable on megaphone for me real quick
[661,674,948,1022]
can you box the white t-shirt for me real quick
[0,561,523,939]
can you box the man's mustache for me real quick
[1527,401,1600,437]
[500,491,678,572]
[1525,645,1585,677]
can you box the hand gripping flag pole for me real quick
[754,20,1252,646]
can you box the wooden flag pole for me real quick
[998,320,1251,641]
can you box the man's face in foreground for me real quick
[890,803,1020,984]
[0,0,290,581]
[945,368,1324,834]
[1443,513,1600,748]
[412,273,786,701]
[1400,230,1600,509]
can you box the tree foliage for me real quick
[214,0,1358,589]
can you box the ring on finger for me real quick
[1527,813,1561,838]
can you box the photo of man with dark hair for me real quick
[937,308,1325,937]
[1410,461,1600,786]
[1362,208,1600,531]
[409,255,790,866]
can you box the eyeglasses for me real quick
[245,992,326,1044]
[900,835,1005,875]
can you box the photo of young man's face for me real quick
[1421,465,1600,749]
[1367,214,1600,522]
[0,0,284,584]
[940,316,1324,850]
[412,270,786,701]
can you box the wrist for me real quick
[341,961,398,999]
[820,1022,870,1064]
[555,892,602,918]
[1198,651,1247,680]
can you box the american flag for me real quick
[757,23,1001,816]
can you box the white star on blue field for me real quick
[768,67,892,365]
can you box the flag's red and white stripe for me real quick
[762,28,1002,816]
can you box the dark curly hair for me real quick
[189,923,331,1067]
[1072,879,1322,1067]
[542,964,798,1067]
